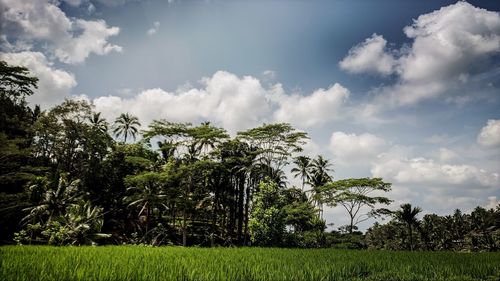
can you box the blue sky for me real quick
[1,0,499,230]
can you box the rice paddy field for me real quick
[1,246,499,281]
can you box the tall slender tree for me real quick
[291,156,312,191]
[308,155,333,218]
[113,113,141,143]
[394,203,422,251]
[88,112,108,133]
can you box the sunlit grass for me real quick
[1,246,499,281]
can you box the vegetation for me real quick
[2,246,499,281]
[366,205,500,252]
[321,178,392,233]
[1,60,499,252]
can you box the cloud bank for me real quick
[92,71,350,133]
[1,0,122,64]
[341,2,500,112]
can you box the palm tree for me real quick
[308,155,333,219]
[124,172,168,242]
[113,113,141,143]
[65,200,110,245]
[88,112,108,133]
[268,166,287,189]
[291,156,312,191]
[23,174,81,224]
[395,203,422,251]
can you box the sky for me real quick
[1,0,499,230]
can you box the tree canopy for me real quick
[1,60,499,251]
[321,178,392,233]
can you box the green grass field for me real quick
[1,246,499,281]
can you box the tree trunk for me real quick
[237,175,244,245]
[211,187,218,247]
[349,213,354,234]
[409,224,413,251]
[243,178,251,246]
[182,209,187,246]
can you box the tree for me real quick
[365,221,406,250]
[113,113,141,143]
[124,171,170,240]
[248,179,286,246]
[22,174,82,225]
[0,61,38,103]
[0,60,39,193]
[321,178,392,233]
[190,121,229,159]
[291,156,312,191]
[237,123,308,174]
[88,112,108,133]
[419,213,448,250]
[308,155,333,218]
[394,203,422,251]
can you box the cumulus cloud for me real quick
[329,132,386,165]
[339,34,396,76]
[0,51,77,107]
[93,71,272,133]
[147,21,160,36]
[342,2,500,111]
[1,0,122,64]
[273,84,349,127]
[371,146,499,188]
[55,19,122,64]
[92,71,350,134]
[477,119,500,147]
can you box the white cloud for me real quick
[55,19,122,64]
[485,196,499,209]
[92,71,350,134]
[0,51,77,107]
[477,119,500,147]
[339,34,396,76]
[301,138,321,159]
[342,2,500,111]
[372,146,499,188]
[147,21,160,36]
[93,71,272,133]
[329,132,386,165]
[439,147,459,162]
[273,84,349,128]
[262,70,276,81]
[1,0,122,64]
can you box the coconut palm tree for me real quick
[308,155,333,218]
[88,112,108,133]
[291,156,312,191]
[124,172,168,241]
[22,174,81,224]
[395,203,422,251]
[113,113,141,143]
[64,200,110,245]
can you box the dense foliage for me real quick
[366,206,500,251]
[1,60,499,251]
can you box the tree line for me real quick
[1,61,498,250]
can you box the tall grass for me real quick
[1,246,499,281]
